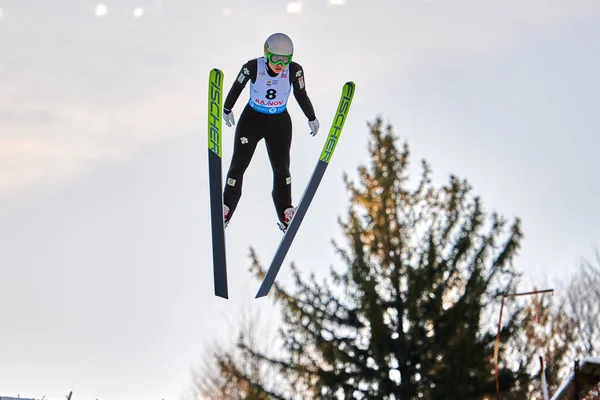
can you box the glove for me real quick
[223,108,235,127]
[308,117,320,136]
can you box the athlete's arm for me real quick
[223,59,258,112]
[289,62,316,121]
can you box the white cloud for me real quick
[0,75,201,199]
[0,138,117,196]
[312,0,600,75]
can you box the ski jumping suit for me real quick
[222,57,316,224]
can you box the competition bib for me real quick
[248,57,292,114]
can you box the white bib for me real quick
[248,57,292,114]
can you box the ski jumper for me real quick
[222,57,316,224]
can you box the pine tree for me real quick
[196,117,539,399]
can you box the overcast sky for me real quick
[1,1,599,399]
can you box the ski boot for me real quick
[224,205,230,228]
[277,207,296,233]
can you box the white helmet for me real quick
[264,32,294,66]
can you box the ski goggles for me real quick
[266,52,292,66]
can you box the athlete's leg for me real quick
[223,106,264,221]
[264,111,293,223]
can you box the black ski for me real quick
[255,81,356,298]
[208,68,228,299]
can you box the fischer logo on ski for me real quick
[208,74,222,157]
[320,90,353,163]
[255,81,356,298]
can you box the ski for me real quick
[208,68,228,299]
[255,81,356,298]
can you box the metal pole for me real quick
[540,356,549,400]
[573,360,580,400]
[494,288,554,399]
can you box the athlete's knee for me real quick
[228,159,250,176]
[273,172,291,185]
[225,175,241,189]
[227,157,252,178]
[271,162,291,177]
